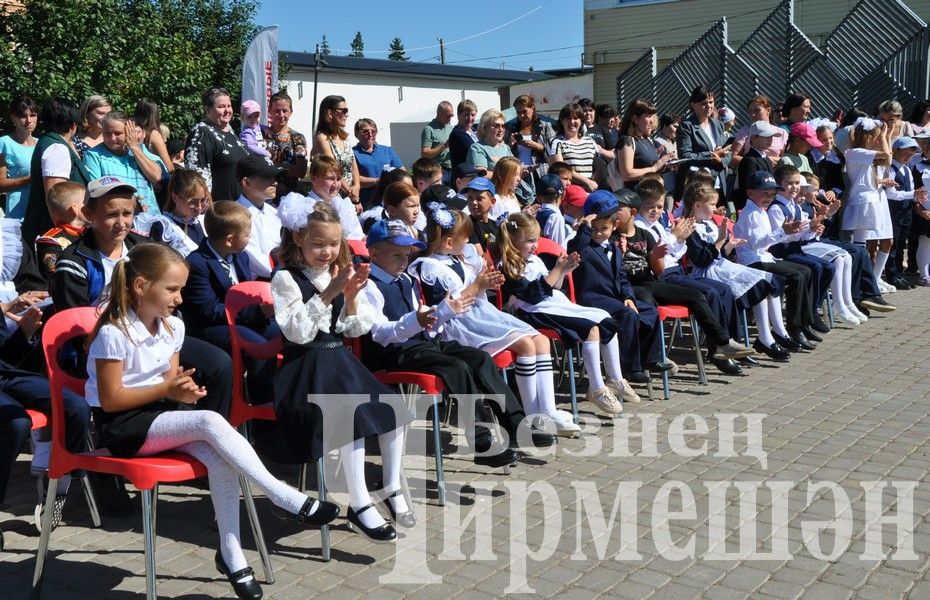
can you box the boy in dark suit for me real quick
[734,120,780,211]
[568,190,673,384]
[182,201,278,404]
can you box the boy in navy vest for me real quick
[359,219,554,467]
[535,173,574,250]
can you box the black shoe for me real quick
[272,497,340,527]
[753,339,790,362]
[215,550,263,600]
[855,303,871,317]
[382,490,416,529]
[772,333,802,353]
[475,447,520,468]
[91,472,135,517]
[809,317,831,334]
[799,326,823,343]
[626,370,651,384]
[710,357,743,376]
[895,276,916,290]
[346,504,397,543]
[789,330,817,351]
[647,360,677,373]
[860,296,895,312]
[530,431,557,448]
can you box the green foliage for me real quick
[319,34,331,57]
[349,31,364,58]
[388,37,408,62]
[0,0,269,136]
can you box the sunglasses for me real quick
[331,107,349,115]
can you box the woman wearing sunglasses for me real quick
[312,95,361,209]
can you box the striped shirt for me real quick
[548,136,599,178]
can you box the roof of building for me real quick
[281,51,553,83]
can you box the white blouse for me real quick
[270,265,374,344]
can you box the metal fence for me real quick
[616,0,929,127]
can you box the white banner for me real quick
[241,25,279,126]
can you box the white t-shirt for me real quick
[99,243,129,291]
[41,144,71,178]
[85,312,185,408]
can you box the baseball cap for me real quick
[718,107,736,124]
[913,130,930,140]
[236,155,283,180]
[366,218,426,250]
[536,174,565,197]
[789,122,823,148]
[87,176,137,199]
[747,171,783,191]
[749,120,781,138]
[463,177,497,196]
[453,162,487,179]
[892,136,919,150]
[563,184,587,208]
[241,99,261,116]
[420,183,467,210]
[583,189,638,218]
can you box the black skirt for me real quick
[735,274,786,311]
[96,400,192,458]
[514,308,619,345]
[273,342,413,462]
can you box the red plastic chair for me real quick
[656,304,707,400]
[347,239,369,258]
[225,282,331,563]
[33,307,212,599]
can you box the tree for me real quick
[0,0,275,136]
[319,34,331,57]
[388,37,409,62]
[349,31,364,58]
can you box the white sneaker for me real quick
[606,378,641,404]
[586,387,623,416]
[836,309,860,325]
[553,410,581,437]
[878,279,897,294]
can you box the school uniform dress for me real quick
[408,245,535,357]
[85,313,189,457]
[734,199,814,331]
[567,223,661,374]
[148,212,206,257]
[270,265,410,462]
[501,255,619,345]
[359,264,526,446]
[639,215,739,339]
[842,148,893,240]
[685,220,784,310]
[767,195,837,306]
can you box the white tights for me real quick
[754,295,789,346]
[340,428,406,529]
[827,252,856,314]
[137,410,308,574]
[918,237,930,280]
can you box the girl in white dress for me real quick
[408,203,580,436]
[841,117,896,292]
[496,212,640,415]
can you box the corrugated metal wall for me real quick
[612,0,929,123]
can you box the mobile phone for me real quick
[721,136,736,148]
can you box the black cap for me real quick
[614,188,641,210]
[536,173,564,197]
[420,183,467,210]
[236,154,283,180]
[453,162,487,179]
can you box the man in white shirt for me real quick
[234,155,282,279]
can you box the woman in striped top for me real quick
[547,102,612,192]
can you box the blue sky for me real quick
[254,0,584,72]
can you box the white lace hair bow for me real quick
[854,116,882,132]
[278,192,315,231]
[807,117,837,132]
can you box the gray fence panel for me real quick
[791,55,854,118]
[653,20,727,118]
[616,48,656,111]
[735,0,793,102]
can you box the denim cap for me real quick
[366,218,426,250]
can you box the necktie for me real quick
[652,223,663,241]
[219,258,235,283]
[393,274,414,312]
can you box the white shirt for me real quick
[767,195,814,242]
[308,191,364,240]
[733,199,786,265]
[99,243,129,294]
[634,214,685,269]
[236,195,281,279]
[885,160,915,202]
[85,312,185,408]
[41,144,71,178]
[489,194,521,222]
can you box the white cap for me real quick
[749,120,781,138]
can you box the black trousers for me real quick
[750,260,813,331]
[179,336,233,419]
[365,339,526,449]
[633,280,731,350]
[887,201,913,280]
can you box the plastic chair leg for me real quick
[240,475,275,583]
[825,292,835,328]
[141,488,157,600]
[317,458,331,562]
[658,319,671,400]
[80,472,101,527]
[690,316,707,385]
[432,393,446,506]
[298,462,309,493]
[30,476,58,598]
[151,484,158,539]
[566,347,578,424]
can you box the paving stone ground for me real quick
[3,288,930,599]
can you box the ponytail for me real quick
[498,212,538,280]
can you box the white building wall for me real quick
[282,69,506,166]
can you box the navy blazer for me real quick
[734,147,774,208]
[567,223,636,313]
[182,240,263,333]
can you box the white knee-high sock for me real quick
[514,356,538,415]
[341,439,386,529]
[535,354,558,418]
[918,237,930,279]
[378,428,408,515]
[873,250,890,279]
[828,256,849,313]
[581,341,606,390]
[753,302,775,347]
[839,254,856,311]
[601,336,624,382]
[768,296,790,338]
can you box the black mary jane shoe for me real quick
[215,550,263,600]
[753,339,790,362]
[788,330,817,351]
[272,497,340,527]
[383,490,417,529]
[772,332,802,353]
[347,504,397,543]
[808,317,830,335]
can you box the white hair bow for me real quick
[278,192,315,231]
[854,116,882,132]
